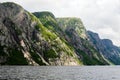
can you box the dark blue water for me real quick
[0,66,120,80]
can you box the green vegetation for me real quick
[33,11,56,25]
[0,45,7,56]
[27,12,39,22]
[30,50,46,65]
[77,49,105,65]
[81,39,110,65]
[57,18,87,39]
[33,12,63,35]
[5,48,28,65]
[29,12,57,41]
[35,23,57,40]
[44,48,58,58]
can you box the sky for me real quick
[0,0,120,46]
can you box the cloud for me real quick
[97,27,120,45]
[0,0,120,46]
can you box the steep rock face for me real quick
[87,31,105,53]
[56,18,110,65]
[0,2,31,65]
[0,2,81,65]
[33,12,110,65]
[88,31,120,64]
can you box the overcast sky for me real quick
[1,0,120,46]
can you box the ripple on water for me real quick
[0,66,120,80]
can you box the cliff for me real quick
[0,2,117,65]
[0,2,81,65]
[33,12,110,65]
[88,31,120,65]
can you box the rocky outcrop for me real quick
[88,31,120,65]
[0,2,80,65]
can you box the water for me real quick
[0,66,120,80]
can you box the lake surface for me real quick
[0,66,120,80]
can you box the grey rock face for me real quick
[0,2,80,65]
[0,2,42,65]
[88,31,120,65]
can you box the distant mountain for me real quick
[0,2,119,65]
[88,31,120,64]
